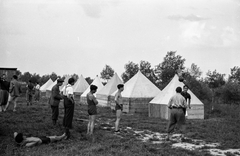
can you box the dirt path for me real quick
[97,118,240,156]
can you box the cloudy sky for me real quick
[0,0,239,78]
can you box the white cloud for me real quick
[180,22,240,48]
[221,26,239,47]
[78,0,120,18]
[180,21,206,45]
[168,14,208,21]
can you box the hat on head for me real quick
[57,78,64,83]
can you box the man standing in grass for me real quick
[26,80,34,106]
[62,78,75,139]
[87,85,98,135]
[5,75,22,112]
[166,86,187,141]
[49,78,64,125]
[114,84,124,133]
[181,85,191,115]
[34,82,40,102]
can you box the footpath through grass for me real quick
[0,97,240,156]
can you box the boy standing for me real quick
[114,84,124,133]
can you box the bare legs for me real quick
[5,96,18,112]
[13,98,18,111]
[0,105,6,112]
[87,115,96,135]
[115,110,122,132]
[48,133,66,142]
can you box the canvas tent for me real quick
[96,73,123,107]
[72,75,89,102]
[110,71,161,115]
[60,75,71,91]
[80,76,104,104]
[149,74,204,119]
[46,79,58,98]
[40,78,53,96]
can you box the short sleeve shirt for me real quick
[63,84,73,96]
[168,93,187,108]
[181,92,191,102]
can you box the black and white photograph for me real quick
[0,0,240,155]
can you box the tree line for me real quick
[17,51,240,105]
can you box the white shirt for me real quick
[62,84,74,97]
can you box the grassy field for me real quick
[0,97,240,156]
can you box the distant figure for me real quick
[87,85,98,135]
[26,80,34,106]
[62,78,75,139]
[0,74,10,112]
[177,66,185,83]
[34,82,40,102]
[166,87,187,141]
[5,75,22,112]
[14,132,66,147]
[49,78,64,125]
[114,84,124,133]
[181,85,191,115]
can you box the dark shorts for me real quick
[39,136,51,144]
[115,104,123,111]
[88,106,97,115]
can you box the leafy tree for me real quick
[221,81,240,104]
[30,73,41,84]
[184,72,212,103]
[100,65,115,82]
[50,72,58,82]
[20,72,32,82]
[139,60,158,85]
[205,70,226,103]
[188,63,202,79]
[121,61,139,83]
[71,73,79,81]
[39,75,51,85]
[85,77,93,85]
[229,66,240,83]
[155,51,186,89]
[16,70,22,77]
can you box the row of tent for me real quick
[40,75,89,98]
[40,71,204,120]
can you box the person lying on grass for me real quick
[14,132,66,147]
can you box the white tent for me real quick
[96,73,123,107]
[110,71,161,115]
[73,75,89,93]
[40,78,53,92]
[80,76,104,104]
[149,74,204,119]
[46,79,58,98]
[72,75,89,102]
